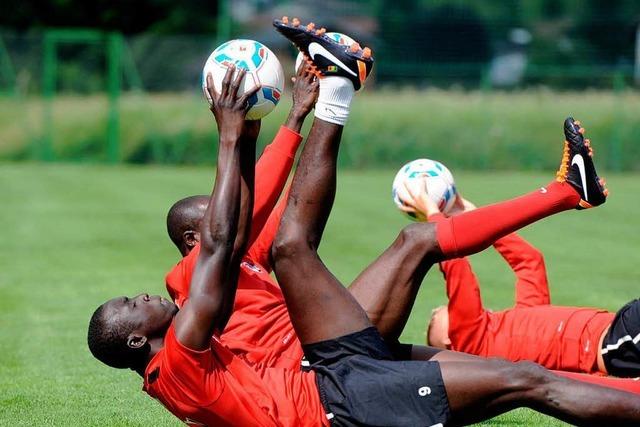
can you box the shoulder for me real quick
[147,324,227,406]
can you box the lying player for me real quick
[163,64,320,371]
[402,180,640,381]
[88,20,640,426]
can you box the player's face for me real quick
[105,294,178,335]
[427,306,451,349]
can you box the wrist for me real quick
[219,132,242,145]
[285,109,307,132]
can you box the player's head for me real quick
[601,298,640,377]
[426,305,451,349]
[87,294,178,370]
[166,195,209,256]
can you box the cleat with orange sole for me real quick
[273,18,374,90]
[557,117,607,209]
[282,16,289,24]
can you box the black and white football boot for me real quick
[556,117,608,209]
[273,17,373,90]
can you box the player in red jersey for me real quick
[87,23,640,426]
[400,182,640,382]
[161,64,319,372]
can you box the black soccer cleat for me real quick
[556,117,608,209]
[273,16,373,90]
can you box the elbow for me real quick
[201,227,236,255]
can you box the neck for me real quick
[134,335,166,378]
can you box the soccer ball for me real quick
[392,159,457,221]
[294,32,357,72]
[202,39,284,120]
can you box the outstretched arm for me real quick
[175,66,259,350]
[492,233,551,307]
[248,66,318,246]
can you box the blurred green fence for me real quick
[0,0,639,170]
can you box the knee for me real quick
[395,223,439,258]
[271,228,314,265]
[497,360,551,391]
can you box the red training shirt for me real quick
[165,125,304,371]
[441,233,614,373]
[143,325,328,427]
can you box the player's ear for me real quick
[183,230,200,249]
[127,333,148,350]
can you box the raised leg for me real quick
[272,118,372,345]
[347,223,438,341]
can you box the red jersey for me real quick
[165,125,304,371]
[442,233,614,373]
[143,324,328,427]
[166,238,302,371]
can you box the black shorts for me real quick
[303,327,451,427]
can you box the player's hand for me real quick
[396,177,441,220]
[448,195,477,216]
[205,65,261,142]
[285,65,319,132]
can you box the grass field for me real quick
[1,162,639,426]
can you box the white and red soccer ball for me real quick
[392,159,457,221]
[203,39,284,120]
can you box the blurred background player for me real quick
[398,166,640,383]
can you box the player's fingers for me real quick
[396,186,416,208]
[297,61,306,77]
[239,84,261,110]
[304,67,315,82]
[397,203,417,214]
[221,64,235,97]
[229,68,246,98]
[205,73,218,103]
[403,178,424,201]
[461,197,477,211]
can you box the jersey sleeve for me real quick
[162,324,225,406]
[249,126,302,247]
[492,233,550,308]
[439,257,487,353]
[246,187,289,272]
[165,245,201,308]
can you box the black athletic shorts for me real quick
[303,327,451,427]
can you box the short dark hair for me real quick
[166,195,209,250]
[87,304,140,369]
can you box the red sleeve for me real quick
[249,126,302,247]
[246,187,289,272]
[165,245,200,308]
[161,324,224,406]
[492,233,550,308]
[439,257,487,353]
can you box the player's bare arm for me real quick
[174,65,259,350]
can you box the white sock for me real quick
[314,77,355,126]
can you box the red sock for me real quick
[437,181,579,258]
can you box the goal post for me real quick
[40,29,126,163]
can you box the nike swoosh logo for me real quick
[308,42,356,76]
[571,154,588,201]
[539,187,547,193]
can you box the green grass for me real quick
[2,89,640,170]
[1,163,639,426]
